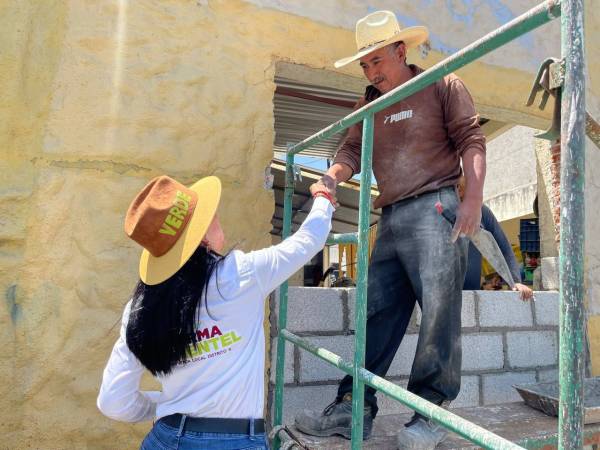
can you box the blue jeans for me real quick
[337,187,468,416]
[141,418,269,450]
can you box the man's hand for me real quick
[310,180,339,207]
[309,181,333,197]
[513,283,534,302]
[308,163,351,208]
[451,197,482,243]
[314,174,337,195]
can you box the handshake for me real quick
[310,174,339,208]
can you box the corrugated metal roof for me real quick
[273,76,362,158]
[270,78,376,237]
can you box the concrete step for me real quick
[279,402,600,449]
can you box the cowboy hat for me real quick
[335,10,428,68]
[124,175,222,285]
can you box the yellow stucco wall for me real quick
[589,316,600,375]
[2,0,599,448]
[0,1,362,448]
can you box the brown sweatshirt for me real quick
[334,65,486,209]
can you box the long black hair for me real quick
[125,245,223,376]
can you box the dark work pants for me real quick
[336,187,468,417]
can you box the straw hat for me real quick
[124,175,221,285]
[335,10,428,68]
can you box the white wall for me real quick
[484,126,538,222]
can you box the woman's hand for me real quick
[310,176,336,195]
[310,179,339,208]
[513,283,534,302]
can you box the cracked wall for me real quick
[1,0,599,448]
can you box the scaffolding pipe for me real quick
[349,114,375,448]
[273,152,295,450]
[559,0,586,448]
[287,0,561,156]
[282,330,524,450]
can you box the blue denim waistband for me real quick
[383,186,456,212]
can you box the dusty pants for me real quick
[336,187,468,417]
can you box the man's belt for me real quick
[159,414,265,434]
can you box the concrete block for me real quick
[270,338,294,384]
[462,333,504,371]
[478,291,533,328]
[533,291,559,326]
[299,335,354,383]
[506,331,558,368]
[452,376,480,408]
[482,372,537,405]
[533,267,542,290]
[345,288,358,331]
[274,287,344,333]
[462,291,477,328]
[388,334,419,377]
[274,384,339,425]
[538,368,559,382]
[541,257,559,290]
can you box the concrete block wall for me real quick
[269,288,559,424]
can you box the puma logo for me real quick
[384,109,413,124]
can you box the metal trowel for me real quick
[435,202,516,289]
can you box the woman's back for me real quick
[148,249,268,420]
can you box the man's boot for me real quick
[396,415,448,450]
[294,393,373,440]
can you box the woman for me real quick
[97,174,336,449]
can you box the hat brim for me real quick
[139,176,222,285]
[334,26,429,69]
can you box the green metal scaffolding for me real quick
[273,0,586,448]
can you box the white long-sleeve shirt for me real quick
[97,196,333,422]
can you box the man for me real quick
[295,10,486,449]
[458,177,534,301]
